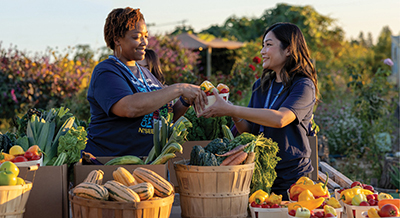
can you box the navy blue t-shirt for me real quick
[85,58,171,157]
[247,76,316,194]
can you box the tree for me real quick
[374,26,392,63]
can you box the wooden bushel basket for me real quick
[174,160,254,218]
[0,182,33,218]
[69,190,174,218]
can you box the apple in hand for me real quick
[0,170,17,186]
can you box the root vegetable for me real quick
[215,143,249,157]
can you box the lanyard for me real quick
[109,55,151,92]
[260,79,284,132]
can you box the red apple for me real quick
[378,204,400,217]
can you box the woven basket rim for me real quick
[69,190,174,210]
[0,181,32,191]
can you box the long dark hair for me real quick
[259,22,319,101]
[145,49,165,84]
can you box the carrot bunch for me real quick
[218,141,256,166]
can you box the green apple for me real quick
[0,170,17,186]
[0,161,19,176]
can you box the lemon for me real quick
[9,145,25,156]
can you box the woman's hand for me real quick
[198,88,230,118]
[179,83,207,113]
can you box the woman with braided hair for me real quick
[85,7,207,157]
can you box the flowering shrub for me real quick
[0,44,94,120]
[147,36,201,84]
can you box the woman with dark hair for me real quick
[199,22,319,200]
[137,49,165,84]
[85,7,206,157]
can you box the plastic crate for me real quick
[249,204,288,218]
[14,155,43,167]
[344,203,379,218]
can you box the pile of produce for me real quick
[1,107,86,167]
[82,113,191,166]
[289,175,331,201]
[249,189,285,208]
[73,166,174,203]
[184,107,231,141]
[188,130,281,195]
[0,145,42,164]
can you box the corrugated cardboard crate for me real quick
[20,164,69,218]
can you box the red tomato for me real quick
[288,209,296,216]
[368,199,375,206]
[261,204,270,208]
[31,155,41,161]
[219,88,229,94]
[314,211,324,218]
[206,91,213,96]
[325,213,335,217]
[378,203,400,217]
[250,201,257,207]
[24,151,34,160]
[13,156,28,162]
[271,204,281,208]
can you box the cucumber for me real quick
[104,155,144,165]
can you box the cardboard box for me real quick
[19,164,69,218]
[167,141,211,192]
[74,157,168,186]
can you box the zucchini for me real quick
[104,155,144,165]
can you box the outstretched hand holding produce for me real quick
[198,88,231,118]
[197,81,230,115]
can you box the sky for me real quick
[1,0,399,55]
